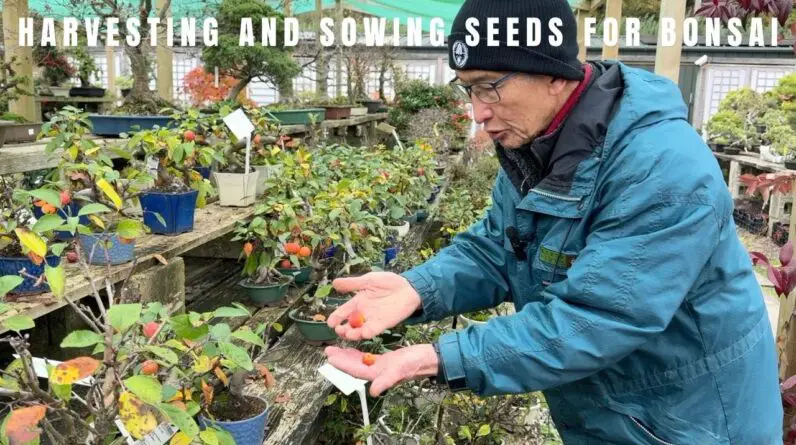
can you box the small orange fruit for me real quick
[60,190,71,205]
[253,134,262,145]
[362,353,376,366]
[243,242,254,257]
[298,246,311,257]
[142,322,159,339]
[119,237,134,245]
[280,259,292,269]
[348,311,365,328]
[141,360,159,375]
[285,242,301,255]
[183,130,196,142]
[41,203,56,214]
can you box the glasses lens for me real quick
[472,85,500,104]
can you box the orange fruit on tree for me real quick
[41,203,56,214]
[243,242,254,257]
[60,190,71,205]
[285,242,301,255]
[184,130,196,141]
[280,259,292,269]
[298,246,311,257]
[119,237,134,245]
[142,322,159,339]
[141,360,159,375]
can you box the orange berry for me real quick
[298,246,311,258]
[243,242,254,257]
[41,203,56,214]
[362,353,376,366]
[60,190,71,205]
[348,311,365,328]
[253,134,262,145]
[284,242,301,255]
[118,237,134,245]
[280,259,292,269]
[184,130,196,141]
[141,360,159,375]
[33,200,45,207]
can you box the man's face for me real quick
[454,70,566,149]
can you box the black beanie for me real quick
[447,0,584,81]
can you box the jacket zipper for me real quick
[629,417,678,445]
[530,188,582,202]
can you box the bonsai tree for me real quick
[182,66,257,108]
[71,45,101,89]
[705,110,745,147]
[201,0,301,102]
[35,46,75,88]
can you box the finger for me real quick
[370,370,403,397]
[326,351,376,380]
[332,275,370,294]
[326,298,358,328]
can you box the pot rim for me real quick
[0,255,59,261]
[199,395,270,425]
[140,189,198,197]
[238,276,292,289]
[288,299,348,324]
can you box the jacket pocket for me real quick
[628,416,679,445]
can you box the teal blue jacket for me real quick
[402,61,783,444]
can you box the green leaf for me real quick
[2,315,34,332]
[124,375,163,405]
[212,306,250,318]
[218,341,253,371]
[32,214,65,233]
[200,430,219,445]
[60,330,103,348]
[145,346,179,364]
[116,219,144,239]
[186,400,201,417]
[232,328,264,347]
[164,339,189,352]
[45,264,65,298]
[50,243,68,256]
[209,323,231,341]
[0,304,9,315]
[158,402,199,437]
[52,382,72,401]
[213,428,236,445]
[77,203,112,216]
[476,424,491,437]
[171,314,209,341]
[107,304,142,333]
[0,276,23,298]
[26,189,61,208]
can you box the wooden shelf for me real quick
[0,202,256,335]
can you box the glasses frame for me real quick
[449,72,519,104]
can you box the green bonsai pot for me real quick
[289,298,348,342]
[239,278,291,305]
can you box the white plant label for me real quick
[223,108,255,143]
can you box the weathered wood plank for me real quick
[0,203,256,334]
[184,258,237,303]
[714,152,787,173]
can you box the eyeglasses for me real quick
[449,72,519,104]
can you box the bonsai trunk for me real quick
[227,77,251,102]
[126,45,152,102]
[278,76,294,101]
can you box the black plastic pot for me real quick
[785,160,796,170]
[724,147,741,155]
[121,88,132,97]
[358,99,383,114]
[70,87,106,97]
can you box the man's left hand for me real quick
[324,344,439,397]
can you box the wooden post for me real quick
[3,0,36,123]
[106,46,116,96]
[156,0,173,101]
[315,0,328,98]
[335,0,343,96]
[601,0,622,61]
[654,0,686,83]
[727,160,741,198]
[575,1,590,63]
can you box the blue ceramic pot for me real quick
[0,256,60,294]
[199,397,269,445]
[32,201,90,240]
[322,245,337,259]
[139,190,198,235]
[87,115,174,137]
[194,166,212,180]
[384,246,399,265]
[78,233,135,265]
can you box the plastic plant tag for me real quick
[146,156,159,175]
[318,363,373,445]
[376,122,404,151]
[223,108,255,142]
[115,418,177,445]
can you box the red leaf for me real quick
[6,405,47,445]
[769,266,784,295]
[784,267,796,296]
[750,251,771,266]
[782,242,793,267]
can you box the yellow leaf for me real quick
[51,357,100,385]
[85,146,100,156]
[14,228,46,257]
[88,215,105,230]
[170,431,192,445]
[45,264,65,298]
[193,355,212,374]
[119,391,159,440]
[213,367,229,387]
[68,146,79,160]
[96,178,122,210]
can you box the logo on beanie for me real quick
[452,41,468,68]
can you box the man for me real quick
[325,0,783,443]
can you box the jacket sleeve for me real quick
[432,176,724,396]
[400,172,514,324]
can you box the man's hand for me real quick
[327,272,422,341]
[324,344,439,397]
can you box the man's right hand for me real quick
[327,272,423,341]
